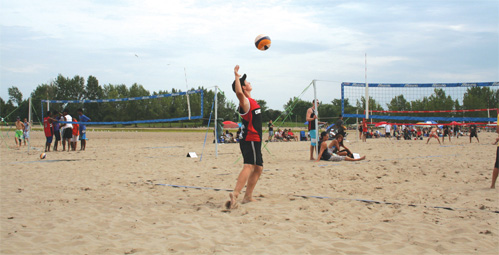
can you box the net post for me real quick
[488,108,490,125]
[28,97,32,154]
[365,53,369,120]
[356,109,359,141]
[214,86,218,158]
[341,82,345,116]
[184,68,191,120]
[41,101,44,122]
[313,79,319,158]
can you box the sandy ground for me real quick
[1,129,498,254]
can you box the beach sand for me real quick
[1,130,498,254]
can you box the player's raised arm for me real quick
[234,65,250,113]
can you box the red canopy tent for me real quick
[222,121,239,128]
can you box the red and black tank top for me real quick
[238,97,262,142]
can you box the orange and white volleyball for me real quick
[254,34,271,51]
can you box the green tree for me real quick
[387,95,411,111]
[356,96,383,112]
[283,98,312,123]
[83,76,104,121]
[0,97,16,122]
[8,86,23,106]
[462,86,497,118]
[30,83,58,121]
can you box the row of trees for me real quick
[1,74,497,127]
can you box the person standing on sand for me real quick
[426,126,441,145]
[226,65,263,209]
[491,113,499,189]
[22,118,30,146]
[61,109,73,152]
[77,108,91,151]
[14,116,24,148]
[442,125,451,143]
[267,119,274,142]
[306,99,326,160]
[469,123,479,143]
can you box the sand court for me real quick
[1,130,498,254]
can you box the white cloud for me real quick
[0,0,497,111]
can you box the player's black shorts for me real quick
[63,128,73,139]
[470,132,478,138]
[495,147,499,169]
[239,140,263,166]
[443,130,449,136]
[54,130,61,141]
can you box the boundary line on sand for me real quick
[155,183,499,214]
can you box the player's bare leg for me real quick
[242,165,263,203]
[227,164,253,209]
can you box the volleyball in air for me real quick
[254,34,271,51]
[40,153,47,159]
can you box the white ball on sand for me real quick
[40,153,47,159]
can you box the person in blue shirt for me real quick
[77,108,91,151]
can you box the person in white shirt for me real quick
[385,124,391,138]
[61,109,73,152]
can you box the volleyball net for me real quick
[341,82,498,124]
[41,89,204,125]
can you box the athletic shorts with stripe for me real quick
[239,140,263,166]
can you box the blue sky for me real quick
[1,0,497,110]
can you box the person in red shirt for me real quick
[226,65,263,210]
[362,118,368,142]
[71,119,79,151]
[43,111,55,152]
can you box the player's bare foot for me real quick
[225,192,238,209]
[242,197,257,204]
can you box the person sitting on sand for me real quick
[287,129,297,141]
[426,126,441,145]
[328,134,354,158]
[316,131,366,162]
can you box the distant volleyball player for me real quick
[226,65,263,209]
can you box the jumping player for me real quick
[226,65,263,209]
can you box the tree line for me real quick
[1,74,497,126]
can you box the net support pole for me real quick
[28,97,32,154]
[488,108,490,125]
[365,53,369,120]
[184,67,191,120]
[313,79,319,158]
[214,86,218,158]
[356,109,359,141]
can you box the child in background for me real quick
[71,119,79,151]
[53,111,61,151]
[43,111,55,152]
